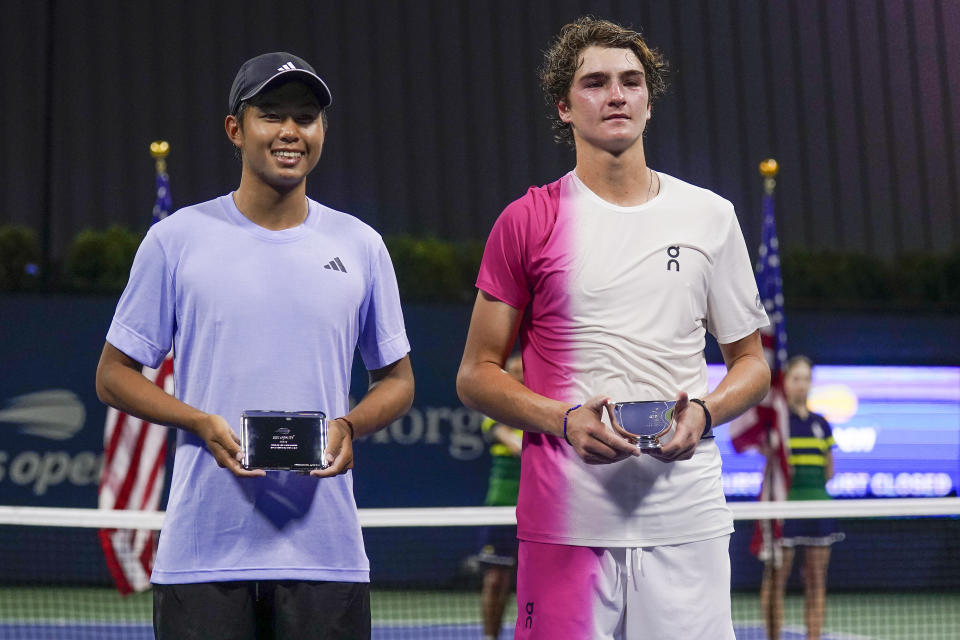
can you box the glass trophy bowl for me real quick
[609,400,676,450]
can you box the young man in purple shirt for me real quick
[96,52,414,639]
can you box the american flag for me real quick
[97,160,173,594]
[151,163,172,225]
[727,180,791,561]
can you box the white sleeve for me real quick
[706,208,769,344]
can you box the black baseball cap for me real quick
[228,52,332,114]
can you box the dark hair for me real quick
[540,16,669,146]
[233,102,329,132]
[784,354,813,374]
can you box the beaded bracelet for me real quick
[562,404,582,445]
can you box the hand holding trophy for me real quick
[606,400,677,451]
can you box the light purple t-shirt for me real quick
[477,171,768,547]
[107,194,410,584]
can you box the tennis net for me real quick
[1,499,958,639]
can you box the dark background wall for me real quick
[2,0,959,266]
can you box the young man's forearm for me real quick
[457,359,568,438]
[705,332,771,426]
[343,355,415,439]
[95,342,209,435]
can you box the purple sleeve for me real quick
[105,230,175,369]
[357,238,410,370]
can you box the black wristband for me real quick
[690,398,712,437]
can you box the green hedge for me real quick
[384,235,484,303]
[63,226,144,292]
[0,225,41,290]
[781,248,960,312]
[1,223,956,310]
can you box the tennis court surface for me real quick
[1,501,958,639]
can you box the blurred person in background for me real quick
[760,355,844,640]
[477,353,524,640]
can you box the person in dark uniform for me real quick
[761,355,844,640]
[477,354,524,640]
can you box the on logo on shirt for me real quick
[666,246,680,271]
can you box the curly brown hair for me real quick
[540,16,669,146]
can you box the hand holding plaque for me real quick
[240,410,329,472]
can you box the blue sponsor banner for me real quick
[2,295,960,589]
[350,304,489,508]
[1,296,959,508]
[0,296,117,506]
[0,297,491,509]
[715,365,960,500]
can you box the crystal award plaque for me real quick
[240,410,328,471]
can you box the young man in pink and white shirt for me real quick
[457,18,770,640]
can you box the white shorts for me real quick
[514,535,735,640]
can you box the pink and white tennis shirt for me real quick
[477,170,768,547]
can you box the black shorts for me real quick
[477,525,519,567]
[781,517,845,547]
[153,580,370,640]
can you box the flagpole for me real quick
[150,141,171,225]
[760,157,778,195]
[758,157,789,568]
[98,139,174,595]
[150,140,170,175]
